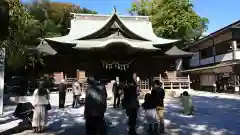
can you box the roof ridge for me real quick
[71,13,149,19]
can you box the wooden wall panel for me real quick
[232,29,240,39]
[77,70,86,83]
[190,39,213,52]
[214,31,232,44]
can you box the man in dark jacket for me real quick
[59,79,67,108]
[123,78,139,135]
[151,80,165,133]
[84,77,107,135]
[112,77,122,108]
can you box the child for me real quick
[142,93,158,134]
[180,91,194,115]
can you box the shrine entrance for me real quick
[90,42,137,81]
[100,68,133,81]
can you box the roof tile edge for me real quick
[70,12,149,21]
[185,20,240,49]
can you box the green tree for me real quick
[0,0,97,69]
[25,0,97,36]
[129,0,209,46]
[0,0,41,69]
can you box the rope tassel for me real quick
[100,60,134,70]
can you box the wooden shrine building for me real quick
[36,9,194,89]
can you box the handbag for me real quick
[46,103,51,110]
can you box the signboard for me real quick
[0,48,5,115]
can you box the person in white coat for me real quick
[72,80,82,108]
[32,81,50,133]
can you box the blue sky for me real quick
[24,0,240,34]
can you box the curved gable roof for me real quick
[79,13,148,41]
[46,10,179,45]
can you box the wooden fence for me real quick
[64,75,191,92]
[154,75,191,91]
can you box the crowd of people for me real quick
[31,74,166,135]
[83,75,166,135]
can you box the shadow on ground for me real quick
[164,96,240,135]
[6,95,240,135]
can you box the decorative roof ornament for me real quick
[113,5,117,13]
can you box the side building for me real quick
[182,20,240,93]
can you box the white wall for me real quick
[215,52,233,62]
[200,57,214,65]
[235,50,240,59]
[190,51,236,67]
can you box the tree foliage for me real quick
[129,0,209,46]
[25,0,97,36]
[0,0,97,69]
[0,0,41,69]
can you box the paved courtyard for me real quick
[1,91,240,135]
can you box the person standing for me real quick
[32,81,50,133]
[142,93,158,134]
[72,80,82,108]
[59,79,67,108]
[112,77,122,108]
[84,77,107,135]
[123,78,139,135]
[151,80,165,133]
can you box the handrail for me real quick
[65,75,191,91]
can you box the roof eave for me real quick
[186,20,240,49]
[164,46,195,57]
[73,39,160,50]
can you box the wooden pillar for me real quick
[213,39,216,63]
[175,58,183,71]
[234,74,239,92]
[188,74,191,90]
[232,40,237,60]
[160,74,164,88]
[179,82,182,90]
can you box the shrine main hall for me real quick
[36,9,193,83]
